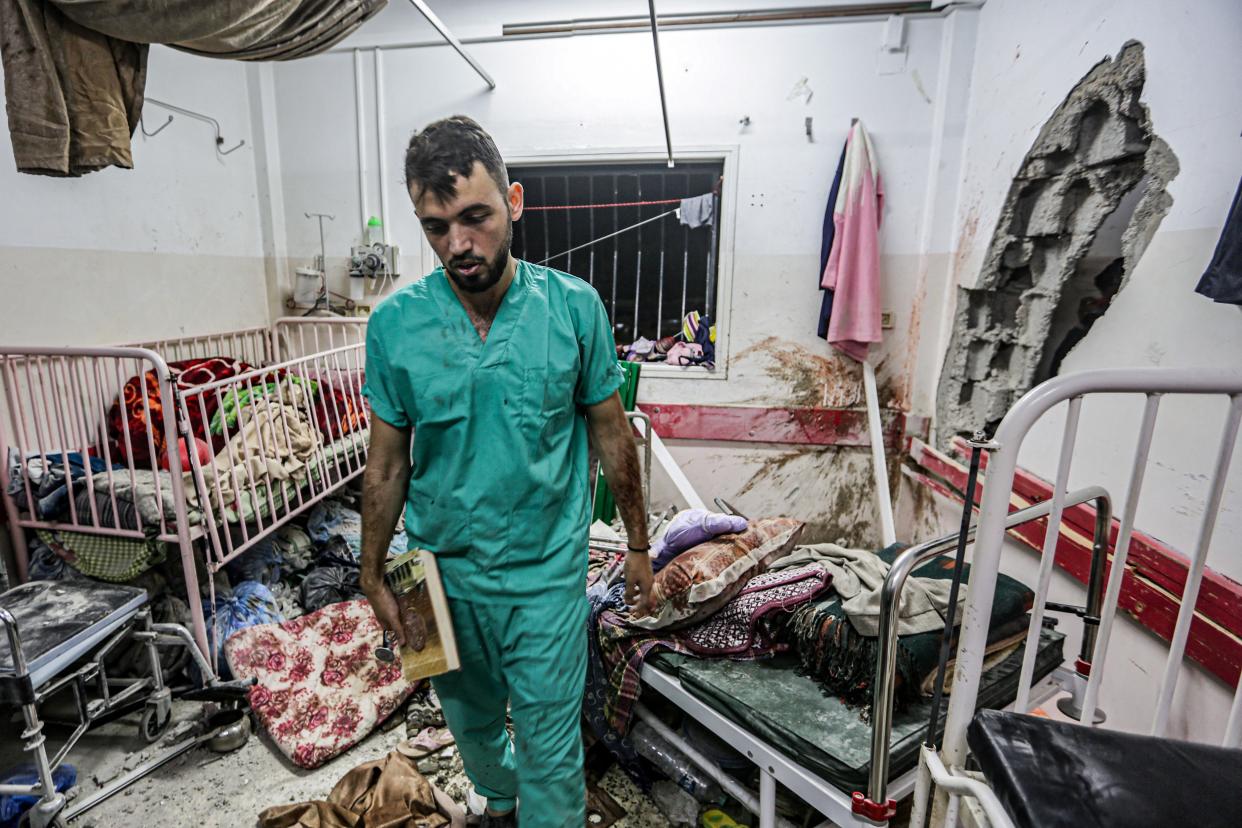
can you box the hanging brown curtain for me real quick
[0,0,386,177]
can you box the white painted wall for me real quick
[0,46,272,346]
[935,0,1242,578]
[271,1,972,413]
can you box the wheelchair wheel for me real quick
[139,703,172,743]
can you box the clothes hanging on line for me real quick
[679,194,715,229]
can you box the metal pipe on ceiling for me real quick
[405,0,496,89]
[503,2,935,37]
[647,0,675,169]
[328,2,944,54]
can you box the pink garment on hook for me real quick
[821,121,884,361]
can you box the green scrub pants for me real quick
[431,595,589,827]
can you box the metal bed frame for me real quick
[640,484,1113,827]
[0,580,247,828]
[911,368,1242,827]
[0,318,369,664]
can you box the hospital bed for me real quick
[910,369,1242,827]
[638,484,1112,827]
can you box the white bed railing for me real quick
[916,368,1242,827]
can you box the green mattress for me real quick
[649,629,1065,792]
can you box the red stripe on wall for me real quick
[911,438,1242,688]
[638,404,927,450]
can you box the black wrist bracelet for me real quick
[626,544,650,553]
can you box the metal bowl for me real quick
[205,708,251,753]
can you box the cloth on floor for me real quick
[679,562,831,657]
[308,498,406,562]
[771,542,963,637]
[650,509,748,573]
[678,194,715,229]
[256,749,462,828]
[269,581,306,621]
[1195,176,1242,305]
[627,517,804,631]
[785,545,1035,709]
[35,527,166,582]
[203,580,283,679]
[817,140,849,339]
[224,537,284,587]
[0,0,386,177]
[819,119,884,361]
[273,524,315,570]
[300,565,364,614]
[226,599,418,770]
[0,762,76,828]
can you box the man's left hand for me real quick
[624,550,656,616]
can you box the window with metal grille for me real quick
[508,160,723,349]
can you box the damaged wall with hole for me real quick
[918,0,1242,739]
[936,41,1177,441]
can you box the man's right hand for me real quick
[363,579,408,647]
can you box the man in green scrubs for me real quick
[360,116,653,828]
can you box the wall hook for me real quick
[143,97,247,159]
[140,112,174,137]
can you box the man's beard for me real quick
[446,221,513,294]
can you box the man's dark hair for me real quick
[404,115,509,204]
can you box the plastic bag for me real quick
[300,565,364,614]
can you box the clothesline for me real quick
[537,208,680,266]
[523,197,686,212]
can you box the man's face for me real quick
[411,160,524,294]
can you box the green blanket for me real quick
[653,628,1064,791]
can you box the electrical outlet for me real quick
[881,310,895,329]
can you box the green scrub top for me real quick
[363,260,624,603]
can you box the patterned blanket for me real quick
[225,599,417,769]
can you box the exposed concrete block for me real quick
[936,41,1178,445]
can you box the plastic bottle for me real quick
[630,720,727,804]
[366,215,384,246]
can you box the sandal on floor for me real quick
[397,726,456,758]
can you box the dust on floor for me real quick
[0,700,671,827]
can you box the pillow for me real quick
[627,517,804,631]
[224,599,416,769]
